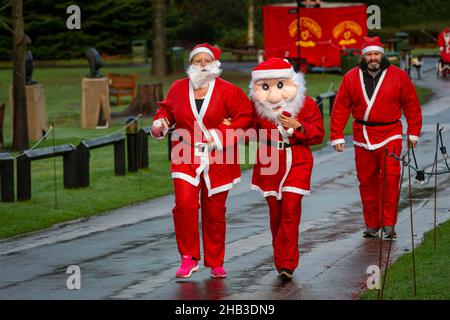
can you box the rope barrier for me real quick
[11,126,54,159]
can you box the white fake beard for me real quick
[250,73,306,124]
[187,61,222,89]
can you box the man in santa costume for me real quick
[330,36,422,239]
[438,27,450,57]
[437,27,450,76]
[150,43,253,278]
[249,58,324,281]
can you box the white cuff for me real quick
[331,138,346,146]
[408,135,419,142]
[209,129,223,151]
[277,125,293,138]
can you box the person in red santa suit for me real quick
[249,58,324,281]
[437,27,450,59]
[437,27,450,76]
[150,43,253,278]
[330,36,422,239]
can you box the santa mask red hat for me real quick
[250,58,306,126]
[251,58,296,81]
[361,36,385,55]
[189,43,222,62]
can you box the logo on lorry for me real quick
[333,20,363,46]
[289,17,322,48]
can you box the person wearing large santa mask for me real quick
[249,58,325,281]
[150,43,253,279]
[330,36,422,239]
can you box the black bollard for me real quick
[76,143,90,187]
[126,117,139,172]
[138,128,149,169]
[329,93,336,116]
[16,154,31,201]
[114,139,126,176]
[0,153,14,202]
[315,96,323,116]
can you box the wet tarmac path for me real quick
[0,58,449,300]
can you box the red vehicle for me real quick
[263,2,367,72]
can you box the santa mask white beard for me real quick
[251,73,306,124]
[187,61,222,89]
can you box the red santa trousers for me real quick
[172,175,229,268]
[354,139,402,229]
[266,192,303,272]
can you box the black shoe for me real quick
[278,268,294,281]
[363,228,379,238]
[383,226,397,240]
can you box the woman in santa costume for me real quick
[249,58,324,281]
[150,43,253,278]
[330,36,422,239]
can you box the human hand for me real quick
[334,143,345,152]
[222,117,232,126]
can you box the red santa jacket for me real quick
[251,96,324,199]
[153,77,253,196]
[330,65,422,150]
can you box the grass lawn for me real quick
[361,218,450,300]
[0,66,431,239]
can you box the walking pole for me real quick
[139,114,143,193]
[407,143,417,296]
[51,123,58,210]
[433,124,439,251]
[381,149,405,300]
[378,147,388,300]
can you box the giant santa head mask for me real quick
[249,58,306,124]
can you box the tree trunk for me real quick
[152,0,167,77]
[111,83,163,118]
[11,0,28,151]
[247,0,255,46]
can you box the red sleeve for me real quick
[293,96,325,146]
[209,85,253,150]
[154,81,177,126]
[438,32,445,49]
[400,72,422,140]
[330,74,352,145]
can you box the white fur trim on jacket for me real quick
[408,135,419,142]
[331,138,346,146]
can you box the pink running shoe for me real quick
[176,255,199,278]
[210,266,227,278]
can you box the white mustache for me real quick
[187,62,222,89]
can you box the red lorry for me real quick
[263,2,368,72]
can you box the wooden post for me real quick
[81,78,111,128]
[9,84,47,141]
